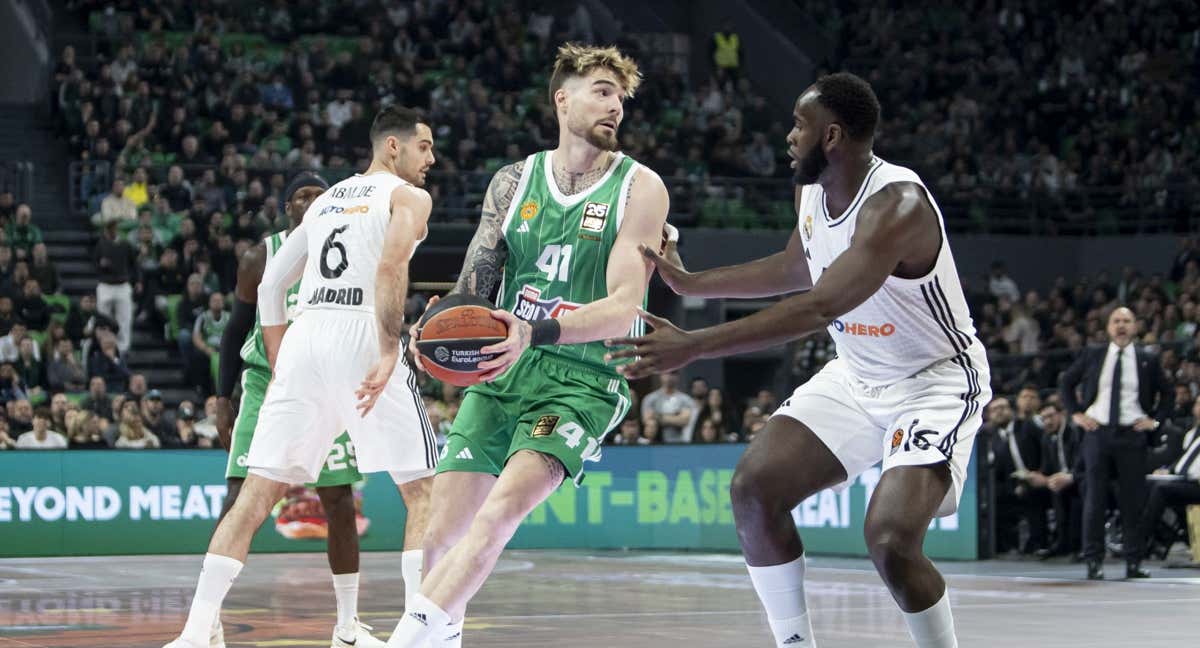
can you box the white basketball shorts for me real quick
[245,310,438,485]
[772,344,990,516]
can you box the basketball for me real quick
[414,294,508,386]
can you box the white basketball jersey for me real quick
[797,156,980,386]
[297,171,416,315]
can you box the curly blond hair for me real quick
[548,43,642,105]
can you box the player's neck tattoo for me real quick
[552,151,614,196]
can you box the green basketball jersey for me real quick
[497,150,646,372]
[240,231,302,372]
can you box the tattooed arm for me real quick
[451,161,524,300]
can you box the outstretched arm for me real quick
[644,185,812,298]
[609,183,937,377]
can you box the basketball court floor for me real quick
[1,550,1197,647]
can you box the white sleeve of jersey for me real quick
[258,223,309,326]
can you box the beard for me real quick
[793,142,828,186]
[584,124,619,151]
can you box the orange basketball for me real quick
[414,294,508,387]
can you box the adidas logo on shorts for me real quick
[783,634,806,644]
[456,448,474,460]
[409,612,428,626]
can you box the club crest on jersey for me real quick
[802,213,813,241]
[581,202,609,232]
[531,415,560,437]
[513,284,581,321]
[520,200,539,221]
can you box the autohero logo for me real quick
[319,204,369,216]
[831,319,896,337]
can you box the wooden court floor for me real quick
[2,550,1198,647]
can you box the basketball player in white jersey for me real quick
[165,105,439,648]
[610,73,990,648]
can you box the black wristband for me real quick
[530,318,562,346]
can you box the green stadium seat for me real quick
[164,294,183,341]
[44,294,71,325]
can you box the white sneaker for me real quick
[332,618,388,648]
[162,638,207,648]
[210,620,226,648]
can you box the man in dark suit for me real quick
[983,396,1048,554]
[1036,401,1085,558]
[1060,307,1172,580]
[1137,398,1200,561]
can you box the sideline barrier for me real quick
[0,445,976,559]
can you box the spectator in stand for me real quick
[0,191,13,223]
[7,204,43,260]
[96,177,137,225]
[984,396,1048,554]
[81,375,112,418]
[88,333,130,393]
[127,372,148,401]
[190,291,228,396]
[49,392,70,432]
[114,398,160,449]
[988,261,1021,302]
[1168,384,1194,429]
[159,165,193,212]
[0,246,13,284]
[16,338,45,401]
[610,417,643,445]
[66,294,99,344]
[141,389,178,446]
[1014,384,1042,426]
[67,410,107,449]
[171,400,212,448]
[1038,401,1085,558]
[641,371,697,444]
[176,273,207,369]
[18,278,50,331]
[94,219,137,353]
[30,243,60,295]
[696,387,738,442]
[0,322,37,363]
[15,408,67,449]
[7,398,33,433]
[0,296,15,337]
[0,418,14,450]
[0,363,29,405]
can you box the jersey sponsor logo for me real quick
[581,201,610,232]
[512,284,580,321]
[318,204,369,216]
[831,319,896,337]
[802,213,813,240]
[519,199,540,221]
[308,286,365,307]
[531,415,560,437]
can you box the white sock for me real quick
[746,554,816,647]
[332,572,360,633]
[181,553,243,645]
[433,618,464,647]
[401,550,423,610]
[901,589,957,648]
[386,593,449,648]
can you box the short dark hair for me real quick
[33,407,51,421]
[814,72,879,142]
[1039,401,1063,413]
[369,105,425,144]
[1019,383,1039,393]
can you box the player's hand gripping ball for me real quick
[414,294,509,387]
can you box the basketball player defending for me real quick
[165,106,439,648]
[386,44,669,647]
[609,73,989,648]
[196,172,431,648]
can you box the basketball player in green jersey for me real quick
[386,43,669,647]
[212,173,430,648]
